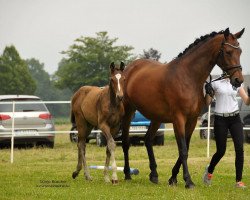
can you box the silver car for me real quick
[0,95,55,148]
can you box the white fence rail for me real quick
[1,101,249,163]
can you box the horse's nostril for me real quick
[235,78,243,84]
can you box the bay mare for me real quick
[121,28,245,188]
[71,62,125,184]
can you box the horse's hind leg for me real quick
[72,121,92,181]
[72,133,84,179]
[145,121,161,184]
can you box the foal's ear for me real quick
[234,28,245,39]
[120,62,125,71]
[110,62,115,72]
[224,27,230,39]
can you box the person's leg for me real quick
[208,116,229,174]
[229,115,244,182]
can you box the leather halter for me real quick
[217,41,242,78]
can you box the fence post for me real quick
[206,104,211,158]
[11,101,15,163]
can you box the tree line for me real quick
[0,31,162,117]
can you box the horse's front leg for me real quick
[171,119,195,189]
[101,125,118,184]
[145,121,161,184]
[121,108,134,180]
[104,146,111,183]
[107,136,118,184]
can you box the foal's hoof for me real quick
[149,174,158,184]
[168,177,177,186]
[185,181,195,189]
[72,172,78,179]
[112,179,119,184]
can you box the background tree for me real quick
[0,45,36,95]
[55,31,135,92]
[140,48,161,61]
[26,58,71,117]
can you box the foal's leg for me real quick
[107,135,118,184]
[82,129,93,180]
[145,121,161,184]
[100,124,118,184]
[72,121,92,181]
[104,144,111,182]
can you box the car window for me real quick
[0,99,48,112]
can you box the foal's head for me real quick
[216,28,245,88]
[109,62,125,101]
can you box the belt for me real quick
[215,110,239,117]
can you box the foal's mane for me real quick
[176,30,225,59]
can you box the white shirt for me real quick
[211,79,240,113]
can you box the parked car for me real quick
[199,98,250,143]
[0,95,55,148]
[70,110,165,146]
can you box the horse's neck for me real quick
[178,38,222,84]
[108,86,121,110]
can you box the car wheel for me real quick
[70,127,78,143]
[153,134,164,146]
[46,141,54,148]
[96,133,107,147]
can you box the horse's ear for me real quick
[110,62,115,72]
[234,28,245,39]
[120,62,125,71]
[224,27,230,39]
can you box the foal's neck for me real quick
[108,84,121,109]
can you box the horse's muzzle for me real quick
[231,77,243,88]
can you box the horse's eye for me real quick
[225,51,232,56]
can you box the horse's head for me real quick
[216,28,245,88]
[109,62,125,101]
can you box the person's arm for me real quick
[205,94,213,106]
[239,86,250,105]
[204,82,214,106]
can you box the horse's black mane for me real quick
[176,30,225,58]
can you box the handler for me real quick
[203,77,250,188]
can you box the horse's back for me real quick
[123,59,201,122]
[72,86,103,126]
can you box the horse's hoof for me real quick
[112,179,119,184]
[168,177,177,186]
[125,174,132,180]
[85,176,93,181]
[72,172,78,179]
[149,175,158,184]
[185,181,195,189]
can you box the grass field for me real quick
[0,124,249,200]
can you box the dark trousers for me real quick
[208,114,244,182]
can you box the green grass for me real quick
[0,124,249,200]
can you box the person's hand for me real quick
[205,82,214,97]
[247,86,250,97]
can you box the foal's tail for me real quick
[70,103,77,129]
